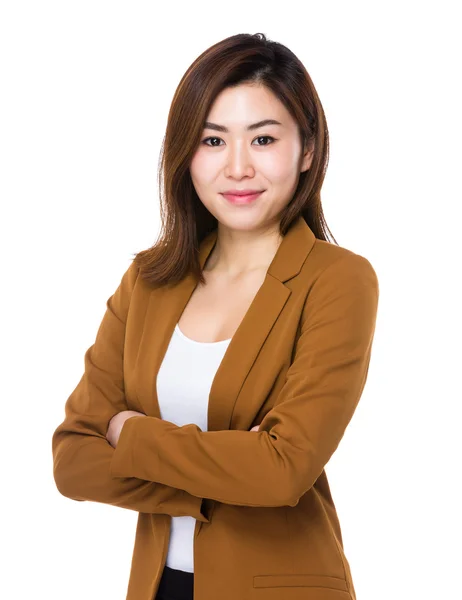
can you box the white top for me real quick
[156,322,232,573]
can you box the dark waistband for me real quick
[157,565,194,600]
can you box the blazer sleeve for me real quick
[51,260,210,522]
[109,253,380,508]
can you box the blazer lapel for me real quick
[134,215,316,432]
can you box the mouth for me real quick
[221,191,264,205]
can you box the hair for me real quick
[132,32,337,287]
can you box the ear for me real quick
[300,140,315,173]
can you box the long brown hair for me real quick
[132,32,337,287]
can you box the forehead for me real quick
[205,84,292,128]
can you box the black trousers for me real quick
[155,565,194,600]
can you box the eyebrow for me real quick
[203,119,283,133]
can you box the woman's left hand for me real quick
[106,410,146,448]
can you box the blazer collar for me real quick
[135,215,316,431]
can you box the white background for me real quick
[1,1,460,598]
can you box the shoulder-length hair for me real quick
[132,32,337,287]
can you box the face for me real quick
[189,83,314,233]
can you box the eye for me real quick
[201,135,276,147]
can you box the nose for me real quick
[224,142,255,179]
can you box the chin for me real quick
[216,213,270,232]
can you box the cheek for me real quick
[257,137,301,181]
[190,150,217,184]
[189,152,202,183]
[261,149,299,183]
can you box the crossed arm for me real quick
[52,253,379,515]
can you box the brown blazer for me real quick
[52,215,379,600]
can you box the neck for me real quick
[205,222,283,278]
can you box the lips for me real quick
[221,191,263,205]
[222,190,263,195]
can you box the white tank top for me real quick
[156,322,232,573]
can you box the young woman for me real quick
[52,32,379,600]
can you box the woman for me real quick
[52,33,379,600]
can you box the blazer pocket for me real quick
[253,574,349,592]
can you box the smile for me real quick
[221,191,264,205]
